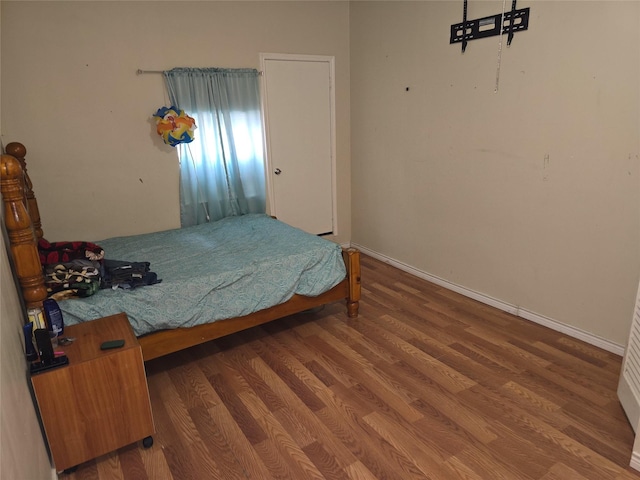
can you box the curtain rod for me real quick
[136,68,264,75]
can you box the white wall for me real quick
[350,1,640,349]
[0,1,351,245]
[1,3,54,476]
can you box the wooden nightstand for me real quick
[31,313,155,472]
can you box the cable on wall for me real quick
[494,0,508,93]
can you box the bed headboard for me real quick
[1,143,48,309]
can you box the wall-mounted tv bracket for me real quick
[450,1,530,53]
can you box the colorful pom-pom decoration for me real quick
[153,106,197,147]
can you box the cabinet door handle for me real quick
[274,168,282,175]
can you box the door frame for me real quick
[259,52,338,235]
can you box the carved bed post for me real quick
[5,142,43,240]
[343,247,361,317]
[1,153,48,309]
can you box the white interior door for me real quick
[618,280,640,471]
[261,53,336,235]
[619,280,640,432]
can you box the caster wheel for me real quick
[142,436,154,448]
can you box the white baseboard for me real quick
[630,451,640,472]
[351,243,625,357]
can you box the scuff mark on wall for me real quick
[543,153,550,181]
[628,153,639,176]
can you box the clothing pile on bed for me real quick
[38,239,161,300]
[101,260,160,290]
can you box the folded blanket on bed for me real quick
[44,259,102,297]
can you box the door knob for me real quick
[274,168,282,175]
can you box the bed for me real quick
[1,142,361,361]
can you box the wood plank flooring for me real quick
[63,255,640,479]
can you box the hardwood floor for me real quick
[63,255,640,479]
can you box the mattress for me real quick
[58,214,346,336]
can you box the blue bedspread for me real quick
[58,214,346,336]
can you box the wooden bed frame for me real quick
[1,142,361,361]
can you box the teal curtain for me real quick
[164,68,266,227]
